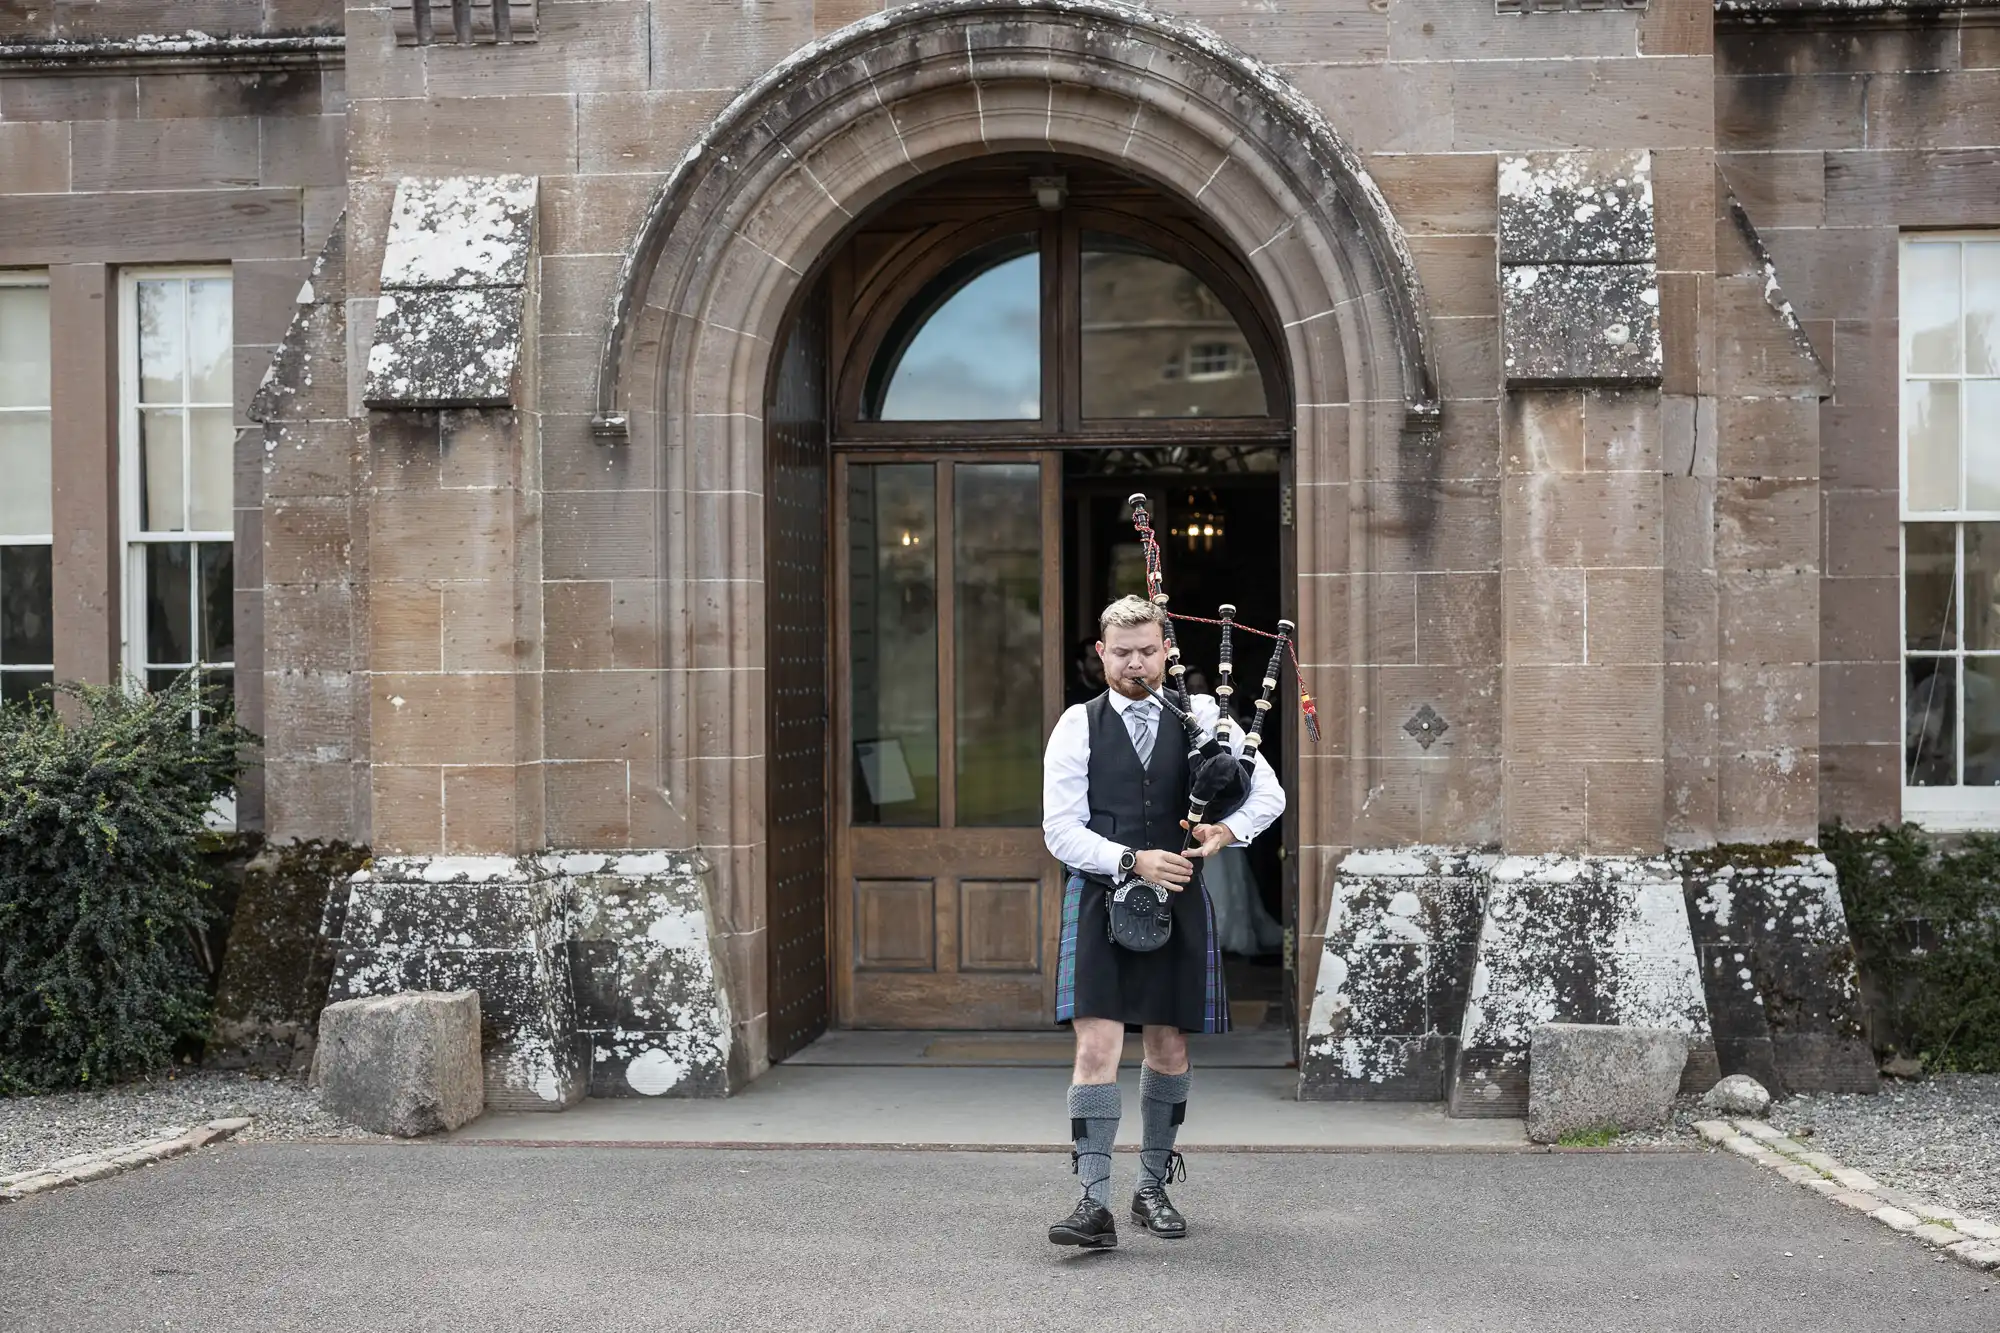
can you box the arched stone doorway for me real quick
[595,0,1438,1085]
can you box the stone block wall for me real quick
[0,19,346,831]
[3,0,1914,1095]
[1717,13,2000,826]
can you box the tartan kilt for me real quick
[1055,868,1231,1035]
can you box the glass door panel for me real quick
[847,463,940,826]
[954,462,1044,826]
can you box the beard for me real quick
[1109,669,1160,701]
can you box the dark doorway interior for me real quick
[1062,447,1291,1034]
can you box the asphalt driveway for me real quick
[1,1144,1991,1331]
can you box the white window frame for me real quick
[1899,232,2000,830]
[117,266,237,827]
[0,270,55,703]
[1183,339,1244,382]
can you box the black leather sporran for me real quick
[1106,879,1174,952]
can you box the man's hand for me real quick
[1185,823,1236,858]
[1133,848,1194,889]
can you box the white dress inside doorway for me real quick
[1206,844,1283,956]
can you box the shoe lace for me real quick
[1070,1149,1112,1176]
[1141,1150,1187,1190]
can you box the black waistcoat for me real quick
[1083,691,1190,862]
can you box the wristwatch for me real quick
[1117,848,1138,883]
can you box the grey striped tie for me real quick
[1127,700,1157,765]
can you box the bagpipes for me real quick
[1125,492,1320,852]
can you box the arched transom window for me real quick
[833,162,1289,443]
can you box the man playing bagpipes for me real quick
[1040,494,1299,1248]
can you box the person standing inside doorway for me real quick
[1040,595,1286,1247]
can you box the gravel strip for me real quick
[0,1070,383,1177]
[1772,1075,2000,1221]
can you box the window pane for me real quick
[138,279,187,404]
[848,464,939,826]
[1905,523,1957,652]
[189,407,234,532]
[1968,243,2000,376]
[1906,656,1958,786]
[1967,523,2000,653]
[1967,656,2000,786]
[1905,380,1960,513]
[198,541,234,663]
[870,245,1040,421]
[0,284,51,409]
[1903,241,1962,375]
[146,667,184,696]
[146,542,193,665]
[198,667,234,728]
[1082,237,1269,419]
[0,414,52,537]
[1,545,53,666]
[0,671,52,709]
[1968,381,2000,512]
[955,463,1042,826]
[141,408,187,531]
[187,278,232,404]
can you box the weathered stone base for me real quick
[1683,851,1877,1096]
[326,851,731,1111]
[1300,849,1488,1102]
[1303,849,1719,1115]
[563,853,732,1099]
[1453,856,1714,1119]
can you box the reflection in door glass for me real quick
[955,464,1042,825]
[1080,234,1267,419]
[868,242,1041,421]
[848,464,939,825]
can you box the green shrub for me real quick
[0,676,252,1093]
[1821,821,2000,1074]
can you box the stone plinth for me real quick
[326,851,734,1109]
[566,852,732,1098]
[328,856,585,1111]
[1682,852,1878,1095]
[1301,849,1490,1101]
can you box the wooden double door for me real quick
[832,453,1063,1028]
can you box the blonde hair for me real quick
[1098,594,1168,638]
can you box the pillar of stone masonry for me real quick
[358,177,544,857]
[366,404,545,856]
[1494,151,1669,855]
[1501,389,1666,854]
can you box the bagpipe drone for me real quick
[1124,491,1320,853]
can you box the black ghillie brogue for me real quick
[1130,1185,1187,1238]
[1131,1151,1188,1238]
[1048,1197,1119,1249]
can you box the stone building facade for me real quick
[2,0,1989,1110]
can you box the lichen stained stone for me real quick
[1501,263,1662,385]
[1497,151,1662,387]
[363,174,536,410]
[327,856,587,1113]
[1452,855,1713,1118]
[378,176,537,290]
[1681,852,1877,1097]
[1300,849,1490,1102]
[365,288,524,407]
[565,853,732,1100]
[1498,151,1655,266]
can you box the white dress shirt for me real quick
[1042,689,1287,877]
